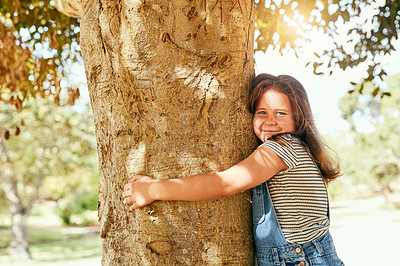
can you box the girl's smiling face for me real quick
[253,89,296,142]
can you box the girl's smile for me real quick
[253,89,296,142]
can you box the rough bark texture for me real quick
[79,0,256,264]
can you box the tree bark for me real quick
[79,0,256,264]
[9,211,30,260]
[0,138,31,260]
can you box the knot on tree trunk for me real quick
[146,240,176,255]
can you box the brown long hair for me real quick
[249,73,341,183]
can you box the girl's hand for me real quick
[123,175,156,211]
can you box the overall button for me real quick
[299,261,306,266]
[295,247,302,254]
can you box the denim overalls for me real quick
[252,183,344,266]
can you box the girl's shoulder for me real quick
[259,134,302,169]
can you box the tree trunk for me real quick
[79,1,256,264]
[9,211,30,260]
[0,138,31,260]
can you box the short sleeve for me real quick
[260,135,298,170]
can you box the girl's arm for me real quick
[123,146,287,211]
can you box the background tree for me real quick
[0,95,97,259]
[338,73,400,203]
[0,1,87,259]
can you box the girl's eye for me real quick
[276,112,286,116]
[257,111,267,115]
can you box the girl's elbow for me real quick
[214,172,247,198]
[220,183,245,198]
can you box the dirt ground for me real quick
[330,194,400,265]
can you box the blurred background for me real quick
[1,0,399,265]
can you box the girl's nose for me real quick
[264,116,277,126]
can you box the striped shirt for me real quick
[261,134,329,244]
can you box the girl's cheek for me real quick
[253,125,260,137]
[252,121,262,140]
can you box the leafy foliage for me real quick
[0,95,98,213]
[255,0,400,97]
[255,0,340,53]
[57,185,98,225]
[338,73,400,192]
[1,0,399,118]
[0,0,80,114]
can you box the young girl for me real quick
[123,73,344,266]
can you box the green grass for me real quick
[0,226,87,248]
[0,226,101,263]
[29,235,101,263]
[0,203,101,264]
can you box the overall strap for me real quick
[252,182,287,248]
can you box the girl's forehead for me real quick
[257,89,292,108]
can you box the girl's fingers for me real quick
[123,197,130,204]
[130,175,140,182]
[123,190,130,198]
[130,203,139,211]
[124,182,131,191]
[122,175,150,210]
[123,175,140,192]
[123,194,135,204]
[124,175,142,190]
[123,183,134,199]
